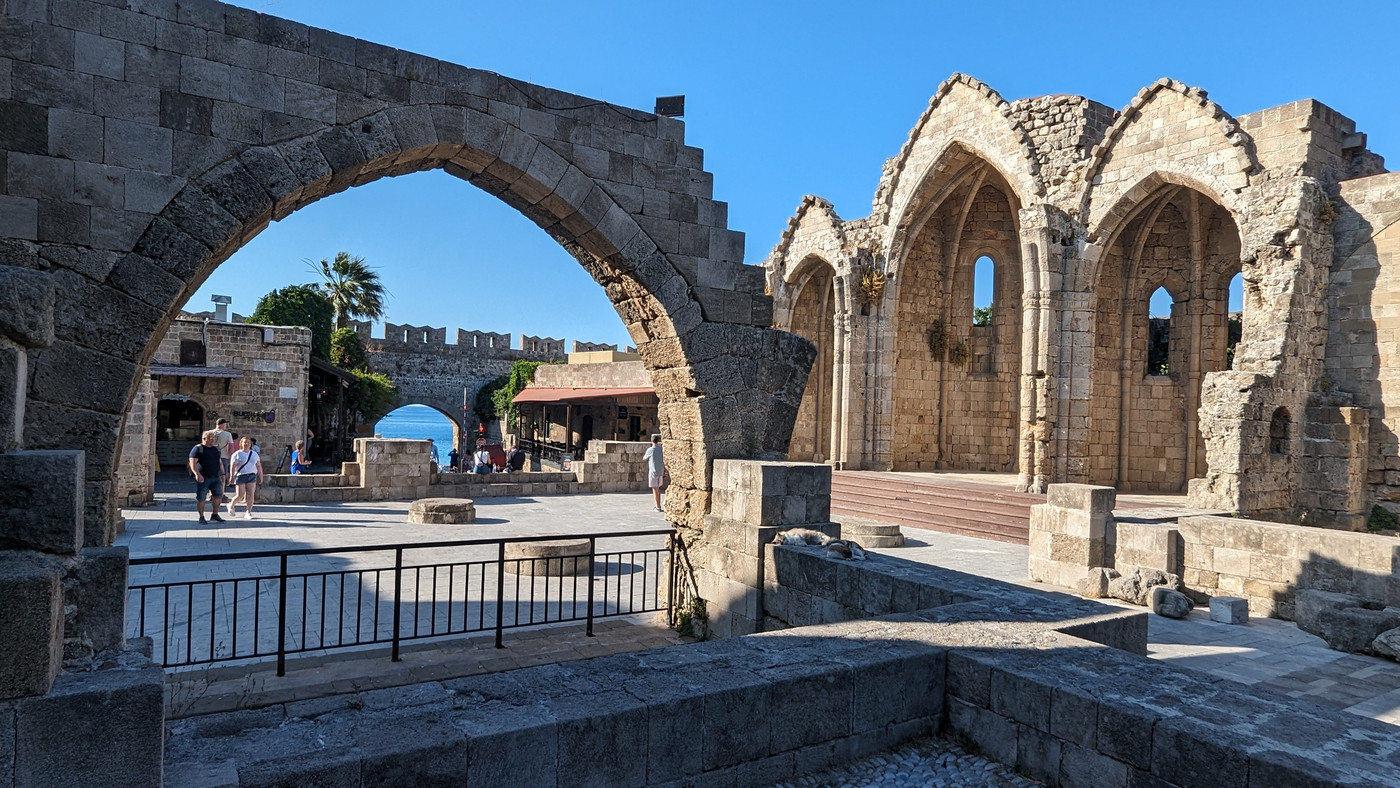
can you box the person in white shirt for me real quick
[226,436,264,520]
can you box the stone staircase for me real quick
[831,471,1042,545]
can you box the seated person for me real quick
[472,446,492,474]
[290,440,310,474]
[506,445,527,472]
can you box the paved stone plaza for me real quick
[121,484,1400,727]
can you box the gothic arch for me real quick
[1079,78,1258,236]
[875,74,1045,231]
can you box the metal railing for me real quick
[519,436,569,465]
[126,530,677,675]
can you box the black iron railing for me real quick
[126,530,677,675]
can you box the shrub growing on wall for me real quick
[249,285,334,360]
[330,327,369,371]
[491,360,555,431]
[347,370,397,423]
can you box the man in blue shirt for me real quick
[188,430,227,524]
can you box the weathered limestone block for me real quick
[61,547,129,660]
[0,558,64,699]
[1209,596,1249,625]
[0,266,56,349]
[1150,586,1194,618]
[1320,607,1400,654]
[13,662,164,788]
[1374,627,1400,660]
[0,451,84,555]
[1106,569,1184,607]
[1029,484,1114,589]
[1294,589,1361,636]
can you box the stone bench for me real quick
[504,539,592,576]
[407,498,477,524]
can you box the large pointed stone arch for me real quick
[4,0,815,540]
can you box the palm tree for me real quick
[311,252,388,329]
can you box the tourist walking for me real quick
[643,434,667,512]
[213,418,234,477]
[226,436,264,520]
[188,430,226,524]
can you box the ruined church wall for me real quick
[1329,172,1400,508]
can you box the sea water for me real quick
[374,405,457,457]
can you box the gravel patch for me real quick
[770,736,1043,788]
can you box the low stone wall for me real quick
[255,438,650,504]
[161,584,1400,787]
[1029,483,1400,620]
[1174,514,1400,619]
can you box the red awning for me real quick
[512,387,655,404]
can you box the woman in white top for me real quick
[226,436,264,520]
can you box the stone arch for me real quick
[874,74,1045,232]
[784,255,837,463]
[1079,78,1258,236]
[883,141,1024,473]
[12,25,812,536]
[1083,181,1243,491]
[370,401,462,453]
[766,195,848,294]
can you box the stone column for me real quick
[1028,483,1115,591]
[1016,206,1067,492]
[689,460,838,637]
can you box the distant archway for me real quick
[787,257,836,463]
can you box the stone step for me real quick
[830,472,1037,545]
[834,518,906,548]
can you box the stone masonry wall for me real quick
[532,359,651,388]
[151,318,310,464]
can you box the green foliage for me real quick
[311,251,388,329]
[973,305,993,327]
[330,327,369,371]
[675,598,708,640]
[346,370,397,423]
[927,320,947,359]
[948,339,969,366]
[1368,505,1399,532]
[475,374,510,424]
[249,285,334,360]
[491,360,554,431]
[1225,313,1243,369]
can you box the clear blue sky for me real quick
[191,0,1400,347]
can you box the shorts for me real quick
[235,472,258,485]
[648,472,665,489]
[474,464,492,474]
[195,477,224,500]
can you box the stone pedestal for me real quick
[693,460,837,637]
[1028,483,1114,590]
[504,540,591,577]
[408,498,477,524]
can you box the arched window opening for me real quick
[1269,407,1290,455]
[1147,286,1173,376]
[972,255,994,326]
[1227,272,1243,369]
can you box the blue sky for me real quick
[192,0,1400,347]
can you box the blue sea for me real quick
[375,405,457,454]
